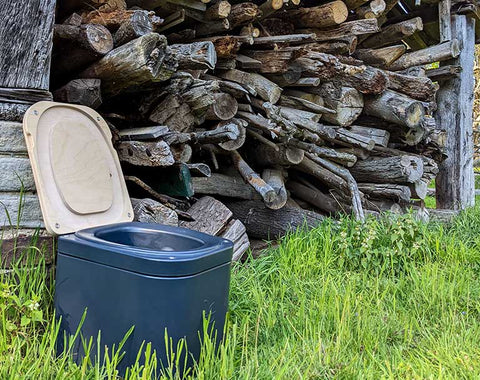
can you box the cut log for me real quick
[52,23,113,77]
[228,2,261,28]
[298,19,379,41]
[169,41,217,70]
[118,126,169,140]
[349,125,390,147]
[353,45,406,67]
[131,198,178,226]
[113,10,153,46]
[335,128,376,150]
[218,69,282,103]
[116,140,174,166]
[357,183,411,202]
[361,17,423,48]
[288,139,358,167]
[241,50,294,74]
[385,70,439,102]
[226,200,324,239]
[309,82,364,127]
[425,65,462,81]
[287,181,338,214]
[281,1,348,29]
[53,79,102,109]
[205,1,231,20]
[350,155,424,183]
[80,33,177,96]
[252,143,305,166]
[355,0,386,19]
[363,89,426,129]
[297,157,348,191]
[217,119,246,150]
[294,51,388,95]
[231,150,277,207]
[262,168,288,210]
[388,39,461,71]
[205,93,238,120]
[192,173,261,199]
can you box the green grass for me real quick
[2,207,480,379]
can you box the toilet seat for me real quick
[23,101,133,235]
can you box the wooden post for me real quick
[0,0,56,120]
[435,15,475,210]
[0,1,56,243]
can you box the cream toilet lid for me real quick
[23,101,133,235]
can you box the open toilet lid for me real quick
[23,101,133,235]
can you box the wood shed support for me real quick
[435,15,476,210]
[0,1,56,246]
[0,0,56,121]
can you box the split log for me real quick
[357,183,411,202]
[220,219,250,262]
[169,41,217,70]
[192,173,261,199]
[80,33,177,96]
[149,95,195,132]
[198,36,239,58]
[353,45,406,67]
[241,50,294,74]
[52,23,113,76]
[281,1,349,28]
[118,126,169,140]
[335,128,376,150]
[218,69,282,103]
[388,39,461,71]
[425,65,462,81]
[309,82,363,127]
[131,198,178,226]
[361,17,423,48]
[180,196,232,236]
[350,155,424,183]
[262,169,288,209]
[53,79,102,109]
[113,10,153,46]
[294,51,388,95]
[116,140,175,166]
[363,89,426,129]
[226,200,324,239]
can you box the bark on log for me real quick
[113,10,153,46]
[53,24,114,77]
[349,125,390,147]
[192,173,261,199]
[385,70,439,102]
[309,82,364,126]
[226,200,324,239]
[149,95,195,132]
[80,33,177,96]
[131,198,178,226]
[262,168,288,210]
[353,45,406,67]
[357,183,411,202]
[287,181,339,214]
[218,69,282,103]
[363,89,426,129]
[294,51,388,95]
[355,0,386,19]
[205,1,231,20]
[361,17,423,48]
[298,19,379,41]
[53,78,102,109]
[281,1,349,29]
[350,155,424,183]
[116,140,175,166]
[169,41,217,70]
[389,39,461,71]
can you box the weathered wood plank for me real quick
[435,15,475,209]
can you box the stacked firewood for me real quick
[51,0,454,248]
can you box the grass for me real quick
[2,207,480,379]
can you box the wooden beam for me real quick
[435,15,475,209]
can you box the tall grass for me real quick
[1,207,480,379]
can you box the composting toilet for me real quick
[23,101,233,371]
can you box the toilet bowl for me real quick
[23,102,233,371]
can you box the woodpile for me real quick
[50,0,454,252]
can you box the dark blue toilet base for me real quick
[55,253,231,373]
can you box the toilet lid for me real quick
[23,101,133,235]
